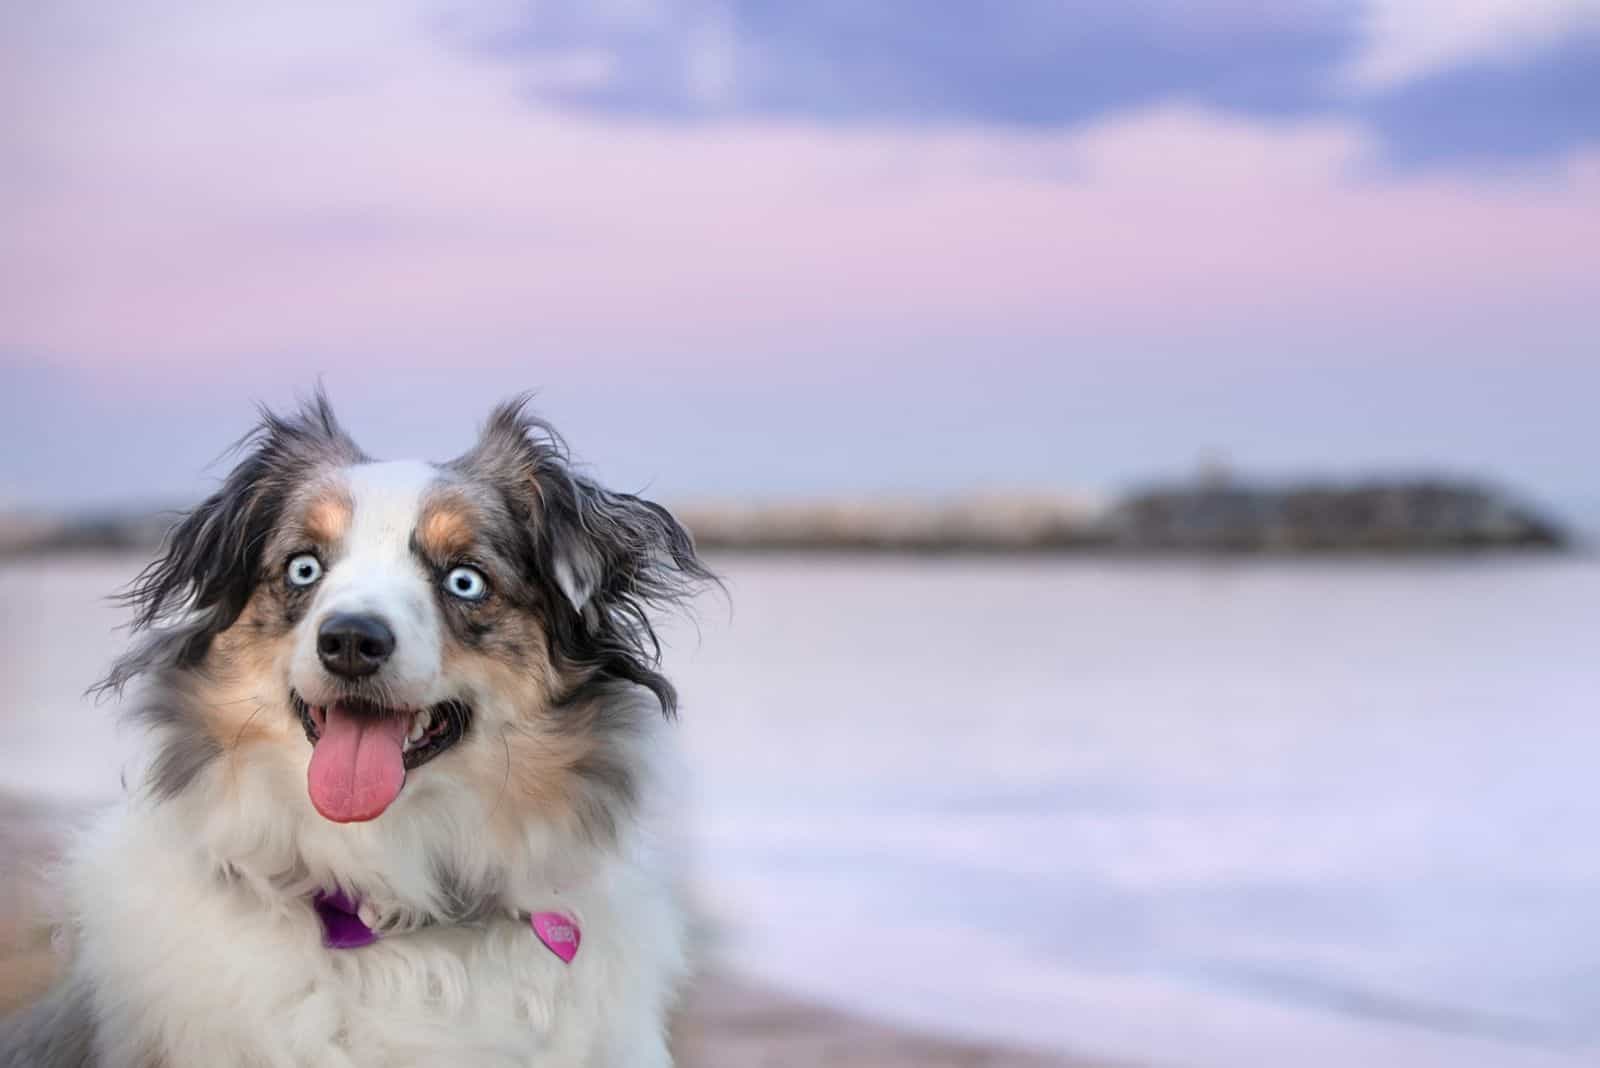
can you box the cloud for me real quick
[451,0,1600,166]
[1363,28,1600,165]
[1341,0,1600,91]
[3,0,1598,371]
[453,1,1353,124]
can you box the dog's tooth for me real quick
[407,711,428,743]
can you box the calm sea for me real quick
[4,553,1597,1067]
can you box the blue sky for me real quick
[2,1,1598,525]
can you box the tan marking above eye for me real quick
[303,486,354,545]
[417,498,477,560]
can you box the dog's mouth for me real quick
[292,693,472,769]
[291,692,471,823]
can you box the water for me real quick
[4,554,1598,1067]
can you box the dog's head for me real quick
[106,394,711,849]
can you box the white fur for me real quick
[51,459,691,1067]
[63,748,686,1067]
[553,556,598,614]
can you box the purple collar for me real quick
[312,889,379,949]
[312,889,581,962]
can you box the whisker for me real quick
[486,728,512,827]
[226,698,267,784]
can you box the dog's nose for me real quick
[316,613,396,679]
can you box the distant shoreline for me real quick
[0,477,1573,557]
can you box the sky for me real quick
[2,1,1598,524]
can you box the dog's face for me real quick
[109,396,708,846]
[267,459,552,824]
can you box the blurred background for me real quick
[3,2,1598,1066]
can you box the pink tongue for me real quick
[307,703,410,823]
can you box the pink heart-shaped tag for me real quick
[530,911,581,964]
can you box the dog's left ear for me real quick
[537,464,699,622]
[458,398,714,714]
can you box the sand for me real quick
[674,974,1081,1066]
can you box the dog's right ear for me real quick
[113,392,363,676]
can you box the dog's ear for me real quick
[539,466,701,620]
[458,398,714,715]
[114,392,363,673]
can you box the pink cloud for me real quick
[4,5,1598,372]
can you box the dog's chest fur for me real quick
[60,802,684,1068]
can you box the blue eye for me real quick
[445,565,488,602]
[287,553,322,588]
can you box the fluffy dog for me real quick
[2,394,713,1067]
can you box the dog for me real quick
[2,393,714,1067]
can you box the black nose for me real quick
[316,613,396,679]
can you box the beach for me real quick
[675,975,1079,1066]
[3,553,1599,1067]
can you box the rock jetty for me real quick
[0,479,1570,556]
